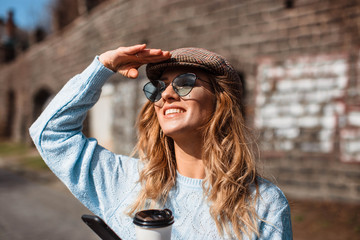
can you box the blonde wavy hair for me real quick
[128,71,260,239]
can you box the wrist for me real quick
[98,54,116,72]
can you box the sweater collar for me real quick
[176,171,203,188]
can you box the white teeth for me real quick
[165,108,184,115]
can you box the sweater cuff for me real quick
[81,56,116,90]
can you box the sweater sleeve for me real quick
[256,178,293,240]
[29,57,139,218]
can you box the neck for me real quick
[173,135,205,179]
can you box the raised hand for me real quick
[99,44,171,79]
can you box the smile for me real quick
[165,108,185,115]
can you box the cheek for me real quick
[202,102,215,119]
[202,91,216,110]
[193,94,216,119]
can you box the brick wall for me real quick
[0,0,359,202]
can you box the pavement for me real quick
[0,147,98,240]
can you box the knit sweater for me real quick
[29,57,293,240]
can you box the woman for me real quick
[30,44,292,239]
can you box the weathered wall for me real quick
[0,0,359,202]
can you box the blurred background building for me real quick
[0,10,29,63]
[0,0,359,203]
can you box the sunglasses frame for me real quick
[143,73,209,102]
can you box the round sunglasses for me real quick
[143,73,209,102]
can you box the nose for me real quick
[161,84,179,102]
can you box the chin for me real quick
[162,126,200,140]
[162,130,179,138]
[161,127,184,138]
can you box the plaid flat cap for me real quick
[146,47,240,84]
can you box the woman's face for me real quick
[154,67,216,140]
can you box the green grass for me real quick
[0,141,49,172]
[0,141,28,156]
[20,155,49,171]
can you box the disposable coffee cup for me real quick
[133,208,174,240]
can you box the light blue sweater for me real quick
[29,57,293,239]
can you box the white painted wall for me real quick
[89,83,114,151]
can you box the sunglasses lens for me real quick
[143,73,197,102]
[143,81,164,102]
[173,73,196,96]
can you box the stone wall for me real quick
[0,0,359,202]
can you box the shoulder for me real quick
[252,177,293,239]
[253,177,290,217]
[255,177,289,207]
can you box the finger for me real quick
[128,68,139,79]
[117,62,142,78]
[138,49,162,57]
[118,68,138,79]
[135,51,171,62]
[137,49,170,58]
[120,44,147,55]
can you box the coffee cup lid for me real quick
[133,209,174,228]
